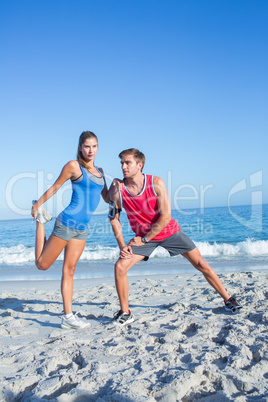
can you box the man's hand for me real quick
[128,236,144,247]
[120,245,133,259]
[114,179,124,191]
[109,178,124,197]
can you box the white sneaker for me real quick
[32,200,52,225]
[61,313,91,330]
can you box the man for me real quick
[109,148,241,326]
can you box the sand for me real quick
[0,270,268,401]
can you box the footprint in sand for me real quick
[182,322,199,337]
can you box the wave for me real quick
[0,244,35,264]
[149,238,268,260]
[0,239,267,265]
[196,239,268,258]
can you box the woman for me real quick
[32,131,108,329]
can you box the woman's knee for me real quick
[36,258,51,271]
[62,265,76,277]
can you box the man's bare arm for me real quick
[109,180,132,258]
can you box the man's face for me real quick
[120,154,142,178]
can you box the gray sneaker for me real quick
[224,297,242,314]
[61,313,91,330]
[113,310,134,326]
[32,200,52,225]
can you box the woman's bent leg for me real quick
[35,223,68,270]
[35,222,46,262]
[61,238,87,314]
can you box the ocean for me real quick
[0,204,267,281]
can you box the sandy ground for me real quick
[0,270,268,401]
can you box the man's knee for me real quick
[185,249,209,272]
[114,259,128,276]
[194,257,212,274]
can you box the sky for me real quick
[1,0,267,220]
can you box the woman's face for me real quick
[80,137,98,162]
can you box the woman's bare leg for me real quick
[61,239,87,314]
[35,222,67,270]
[35,222,46,261]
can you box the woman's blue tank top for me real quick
[57,165,104,230]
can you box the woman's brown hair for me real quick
[77,131,98,168]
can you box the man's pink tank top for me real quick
[120,174,180,241]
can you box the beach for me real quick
[1,269,268,401]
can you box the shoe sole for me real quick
[43,210,52,219]
[224,306,242,314]
[61,323,91,329]
[36,203,52,225]
[114,317,135,327]
[37,217,52,225]
[39,211,52,224]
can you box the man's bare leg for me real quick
[182,248,230,301]
[114,254,145,312]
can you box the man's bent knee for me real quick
[114,260,128,276]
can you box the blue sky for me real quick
[1,0,267,220]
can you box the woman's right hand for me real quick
[31,202,38,220]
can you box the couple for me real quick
[32,131,241,330]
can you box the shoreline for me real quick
[1,270,268,400]
[1,259,268,283]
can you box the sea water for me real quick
[0,205,267,281]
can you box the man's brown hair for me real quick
[118,148,145,171]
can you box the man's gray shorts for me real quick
[52,219,88,241]
[131,230,196,261]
